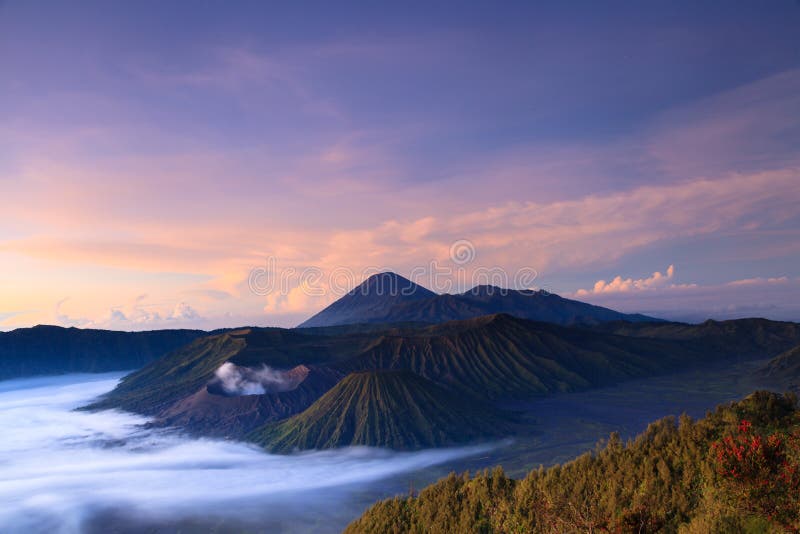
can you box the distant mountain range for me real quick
[8,272,800,453]
[0,325,206,380]
[0,272,657,381]
[298,272,659,328]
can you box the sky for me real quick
[1,0,799,330]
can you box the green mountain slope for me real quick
[337,314,694,399]
[346,391,800,533]
[85,326,376,414]
[85,330,246,414]
[250,370,505,452]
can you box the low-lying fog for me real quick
[1,361,776,533]
[0,373,492,534]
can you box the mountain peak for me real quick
[299,273,660,328]
[297,272,436,328]
[461,284,505,296]
[352,272,433,298]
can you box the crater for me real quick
[207,362,310,396]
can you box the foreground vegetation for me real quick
[346,391,800,533]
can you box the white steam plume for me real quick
[212,362,304,395]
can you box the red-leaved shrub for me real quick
[711,419,800,531]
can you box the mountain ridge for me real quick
[0,325,207,380]
[85,314,800,449]
[298,272,660,328]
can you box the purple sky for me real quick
[1,1,799,330]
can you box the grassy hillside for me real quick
[0,325,205,380]
[346,391,800,533]
[338,314,698,399]
[85,331,246,414]
[250,370,506,452]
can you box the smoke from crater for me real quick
[212,362,306,395]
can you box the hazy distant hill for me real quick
[759,344,800,392]
[0,325,206,380]
[250,370,504,452]
[592,318,800,361]
[762,344,800,376]
[298,272,658,328]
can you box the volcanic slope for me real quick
[250,370,505,451]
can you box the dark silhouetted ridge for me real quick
[298,272,661,328]
[0,325,205,380]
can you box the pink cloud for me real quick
[727,276,790,286]
[576,265,681,296]
[571,274,800,323]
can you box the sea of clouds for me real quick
[0,373,492,534]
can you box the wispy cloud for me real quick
[52,295,203,330]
